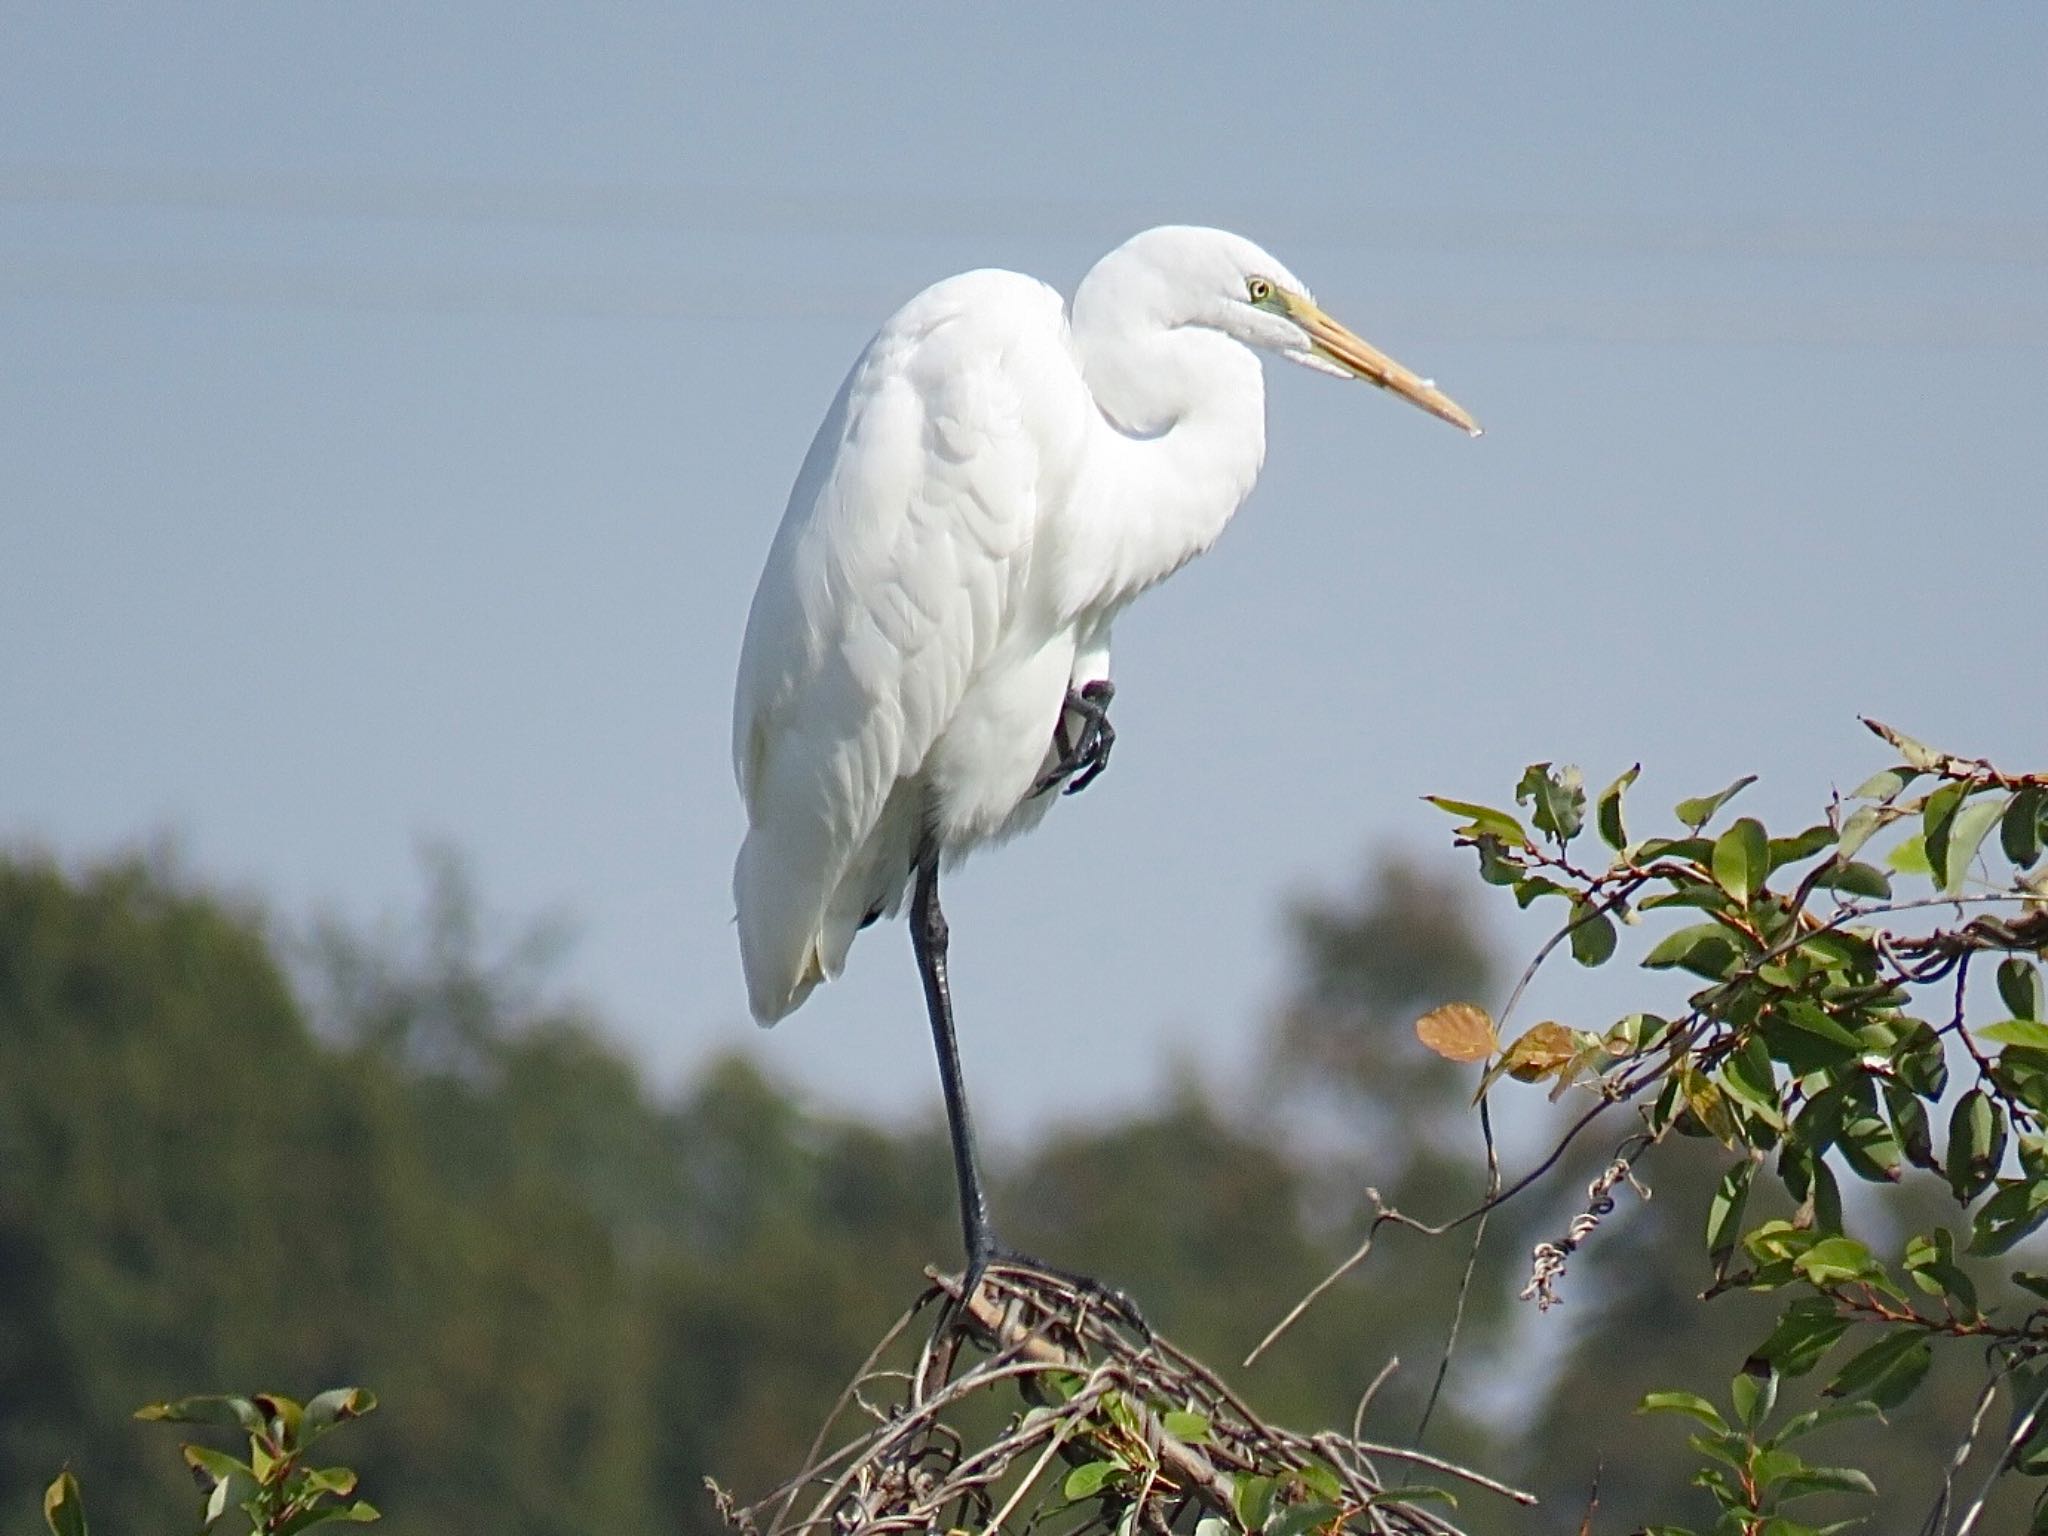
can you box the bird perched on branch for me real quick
[733,225,1478,1285]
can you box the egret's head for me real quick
[1103,225,1481,436]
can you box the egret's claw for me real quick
[1031,680,1116,798]
[959,1245,1152,1341]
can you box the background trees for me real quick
[6,729,2045,1536]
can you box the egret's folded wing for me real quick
[731,271,1083,1021]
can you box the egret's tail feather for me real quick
[734,828,831,1025]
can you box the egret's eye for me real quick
[1246,277,1274,304]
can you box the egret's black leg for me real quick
[1030,680,1117,798]
[911,840,997,1267]
[909,839,1150,1336]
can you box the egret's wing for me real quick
[732,270,1085,1022]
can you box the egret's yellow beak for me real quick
[1288,296,1480,437]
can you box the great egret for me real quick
[733,225,1476,1279]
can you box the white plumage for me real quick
[733,225,1476,1027]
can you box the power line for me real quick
[4,161,2046,269]
[3,251,2044,349]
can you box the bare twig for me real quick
[1415,1097,1501,1442]
[1917,1365,2009,1536]
[1953,1370,2048,1536]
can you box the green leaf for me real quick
[1721,1037,1785,1132]
[1639,880,1734,915]
[1824,1331,1932,1408]
[1941,793,2010,894]
[1921,781,1967,883]
[1863,720,1943,771]
[1712,818,1770,905]
[181,1445,252,1488]
[1968,1179,2048,1255]
[1634,835,1715,864]
[1838,1102,1903,1184]
[43,1470,87,1536]
[1063,1461,1119,1500]
[1813,861,1892,900]
[1516,762,1586,845]
[1731,1363,1778,1428]
[302,1388,377,1438]
[1982,1020,2048,1051]
[1676,774,1759,832]
[253,1393,303,1449]
[1749,1445,1804,1488]
[1569,899,1617,967]
[1772,1397,1883,1443]
[1886,1085,1937,1171]
[1639,1391,1729,1431]
[1642,922,1742,979]
[1769,824,1838,870]
[1471,833,1523,885]
[1776,1000,1866,1053]
[1597,764,1640,851]
[135,1396,264,1431]
[1776,1465,1877,1500]
[1233,1474,1276,1532]
[1366,1484,1457,1509]
[1947,1090,2004,1203]
[273,1501,379,1534]
[1753,1298,1852,1378]
[1605,1011,1668,1055]
[1688,1429,1747,1470]
[1707,1159,1756,1271]
[1806,1153,1845,1236]
[1837,804,1884,861]
[1851,765,1919,801]
[1891,1019,1950,1098]
[203,1472,231,1530]
[1902,1228,1978,1312]
[1794,1236,1878,1286]
[2003,786,2045,868]
[1423,796,1528,845]
[1161,1410,1210,1442]
[1269,1500,1342,1536]
[2001,959,2045,1022]
[1886,834,1933,877]
[1293,1460,1343,1502]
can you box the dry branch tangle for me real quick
[712,1266,1531,1536]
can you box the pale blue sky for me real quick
[4,5,2044,1138]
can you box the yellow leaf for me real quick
[1503,1021,1578,1081]
[1680,1066,1743,1146]
[1415,1002,1498,1062]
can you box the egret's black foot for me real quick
[1030,680,1116,799]
[959,1244,1151,1340]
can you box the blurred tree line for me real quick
[0,846,2013,1533]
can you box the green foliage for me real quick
[0,850,1518,1536]
[1430,723,2048,1532]
[10,729,2045,1536]
[42,1471,86,1536]
[46,1389,376,1536]
[1637,1367,1878,1536]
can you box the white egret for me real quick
[733,225,1476,1278]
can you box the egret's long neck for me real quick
[1063,298,1268,615]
